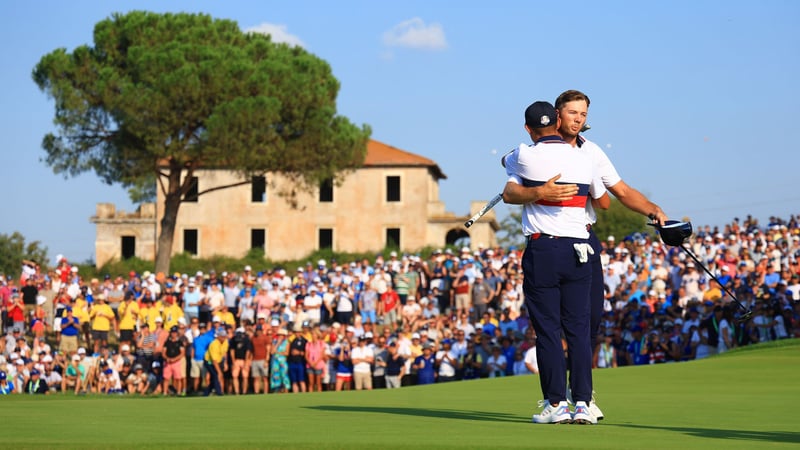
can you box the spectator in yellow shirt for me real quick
[73,294,92,347]
[204,327,229,396]
[162,295,184,330]
[213,304,236,329]
[90,294,116,354]
[117,292,139,349]
[140,299,163,331]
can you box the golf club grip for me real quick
[464,193,503,228]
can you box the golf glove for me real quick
[573,243,594,264]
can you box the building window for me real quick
[184,176,199,202]
[319,178,333,203]
[251,229,266,250]
[251,176,266,203]
[319,228,333,250]
[121,236,136,260]
[386,228,400,248]
[386,176,401,202]
[183,229,198,255]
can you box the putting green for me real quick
[1,340,798,449]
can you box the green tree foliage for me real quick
[593,197,651,241]
[0,232,49,278]
[33,11,370,273]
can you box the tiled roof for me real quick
[364,139,447,180]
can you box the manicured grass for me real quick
[2,340,799,449]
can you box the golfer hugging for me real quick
[502,100,608,424]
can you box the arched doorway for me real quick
[445,228,470,249]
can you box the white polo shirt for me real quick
[505,136,605,238]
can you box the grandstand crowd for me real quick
[1,214,799,396]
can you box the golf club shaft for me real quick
[464,193,503,228]
[678,244,751,315]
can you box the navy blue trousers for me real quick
[523,235,592,404]
[204,361,223,396]
[588,229,604,350]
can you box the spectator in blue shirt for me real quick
[412,343,436,385]
[190,325,215,394]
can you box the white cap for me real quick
[346,325,356,333]
[461,246,470,253]
[77,347,86,355]
[721,266,729,272]
[212,316,222,323]
[71,266,79,273]
[121,344,130,352]
[318,259,326,266]
[36,295,47,305]
[412,333,421,339]
[364,332,374,339]
[607,235,615,241]
[154,316,163,323]
[244,265,252,271]
[235,327,245,333]
[270,319,280,326]
[72,355,81,362]
[42,355,53,363]
[177,317,187,325]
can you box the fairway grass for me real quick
[2,340,799,449]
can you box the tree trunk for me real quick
[154,169,184,274]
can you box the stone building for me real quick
[92,139,498,266]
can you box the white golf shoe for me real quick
[590,391,604,420]
[532,400,572,424]
[573,401,598,425]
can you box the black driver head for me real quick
[648,220,693,247]
[737,309,754,323]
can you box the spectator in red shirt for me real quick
[7,293,25,332]
[379,285,400,326]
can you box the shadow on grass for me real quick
[305,405,528,423]
[612,423,800,444]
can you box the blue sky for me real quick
[2,1,799,264]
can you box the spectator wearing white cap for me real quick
[31,295,48,339]
[401,296,422,331]
[182,281,201,323]
[333,284,355,326]
[229,327,253,395]
[351,334,374,390]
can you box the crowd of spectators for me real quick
[1,214,799,396]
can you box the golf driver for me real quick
[464,194,503,228]
[648,219,753,321]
